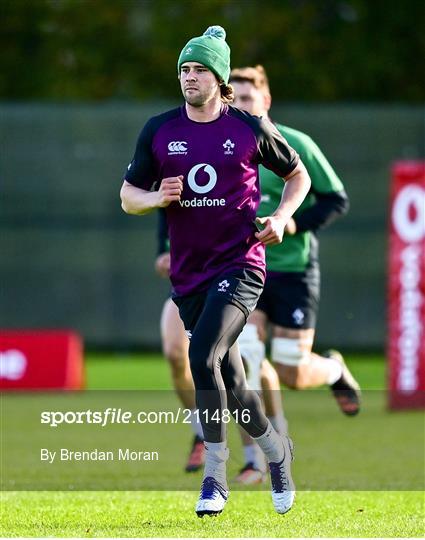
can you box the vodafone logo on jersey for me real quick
[180,163,226,208]
[187,163,217,193]
[388,162,425,410]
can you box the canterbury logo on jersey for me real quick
[168,141,188,155]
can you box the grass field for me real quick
[1,352,424,538]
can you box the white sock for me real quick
[268,413,288,436]
[243,443,266,472]
[325,358,343,385]
[253,421,284,463]
[189,409,204,439]
[204,441,229,488]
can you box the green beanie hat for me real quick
[177,26,231,84]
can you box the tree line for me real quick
[1,0,424,102]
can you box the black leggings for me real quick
[187,296,269,442]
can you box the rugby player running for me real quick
[120,27,311,516]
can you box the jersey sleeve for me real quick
[257,118,299,178]
[123,119,159,190]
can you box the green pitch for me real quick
[1,353,424,538]
[2,490,423,537]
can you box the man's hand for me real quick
[157,176,184,207]
[155,252,171,279]
[255,216,286,245]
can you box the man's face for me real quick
[232,80,269,117]
[179,62,220,107]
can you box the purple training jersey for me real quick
[124,104,299,296]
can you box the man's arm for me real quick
[120,115,184,215]
[289,189,349,234]
[120,176,183,215]
[255,160,311,245]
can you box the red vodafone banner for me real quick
[0,331,84,390]
[388,161,425,409]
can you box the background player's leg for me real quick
[236,427,267,483]
[238,310,267,390]
[261,359,288,434]
[160,298,204,471]
[160,298,194,405]
[272,326,360,414]
[272,327,336,388]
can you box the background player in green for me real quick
[230,65,361,480]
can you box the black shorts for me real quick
[172,268,264,333]
[256,270,320,330]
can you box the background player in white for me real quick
[121,27,311,516]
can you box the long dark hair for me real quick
[220,82,234,103]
